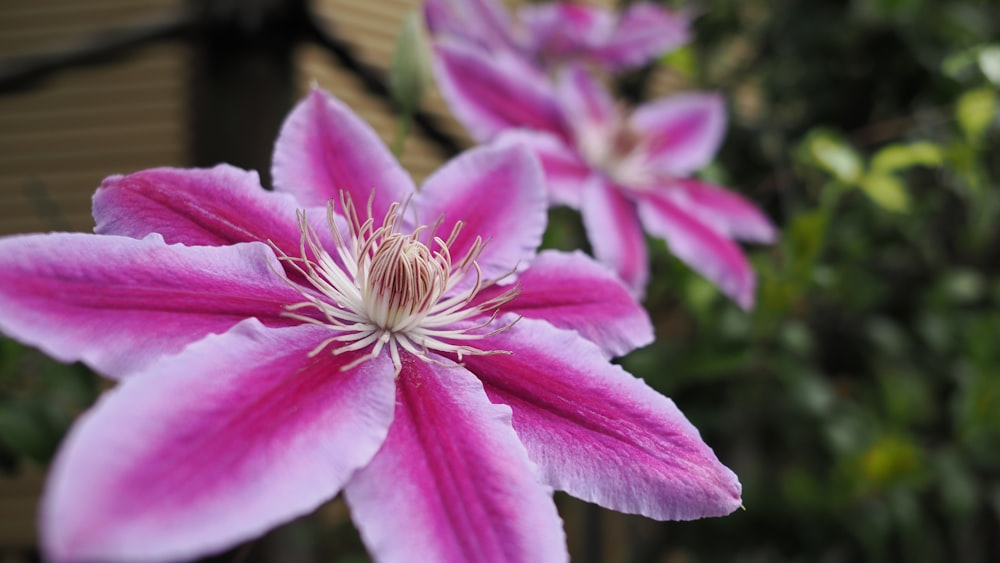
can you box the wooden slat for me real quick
[0,40,188,235]
[0,0,180,59]
[0,465,45,546]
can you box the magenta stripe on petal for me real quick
[669,179,777,243]
[432,40,566,142]
[42,320,396,563]
[0,233,307,378]
[555,65,618,135]
[472,250,652,357]
[424,0,519,53]
[637,192,757,309]
[345,355,567,563]
[415,143,547,282]
[631,93,727,176]
[94,164,310,256]
[466,318,742,521]
[272,87,415,216]
[580,176,649,297]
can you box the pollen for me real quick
[270,192,520,375]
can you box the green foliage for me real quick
[569,0,1000,561]
[956,88,997,145]
[0,338,99,471]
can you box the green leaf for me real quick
[683,274,721,317]
[942,44,1000,84]
[660,45,696,77]
[978,46,1000,86]
[941,49,979,80]
[786,209,829,281]
[956,88,997,144]
[858,172,910,213]
[0,403,55,462]
[803,129,864,183]
[871,142,944,172]
[858,434,923,488]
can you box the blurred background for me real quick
[0,0,998,561]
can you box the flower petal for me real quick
[668,179,777,243]
[424,0,519,53]
[494,130,590,208]
[272,87,415,216]
[580,176,649,296]
[631,93,726,176]
[594,3,691,70]
[345,355,567,563]
[473,250,652,357]
[96,165,348,284]
[42,320,397,563]
[93,165,316,257]
[555,65,618,137]
[465,318,742,521]
[636,192,756,309]
[0,233,303,377]
[518,3,614,59]
[415,143,547,281]
[432,40,566,142]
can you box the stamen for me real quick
[273,192,521,376]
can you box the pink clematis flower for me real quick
[424,0,690,74]
[0,88,741,562]
[432,41,777,308]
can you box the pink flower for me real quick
[424,0,690,73]
[433,42,777,308]
[0,88,741,562]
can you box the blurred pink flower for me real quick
[0,88,741,562]
[424,0,690,73]
[433,42,777,308]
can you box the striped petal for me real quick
[472,250,652,357]
[580,176,649,296]
[556,65,617,129]
[42,320,397,562]
[414,143,547,281]
[519,3,614,58]
[345,355,567,563]
[94,165,312,256]
[424,0,519,53]
[466,318,742,521]
[432,40,566,142]
[636,192,756,309]
[272,87,415,217]
[667,179,777,243]
[631,93,727,176]
[594,3,691,70]
[0,233,304,378]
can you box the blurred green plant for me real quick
[569,0,1000,561]
[0,338,99,471]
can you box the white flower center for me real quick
[576,115,655,189]
[271,193,519,375]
